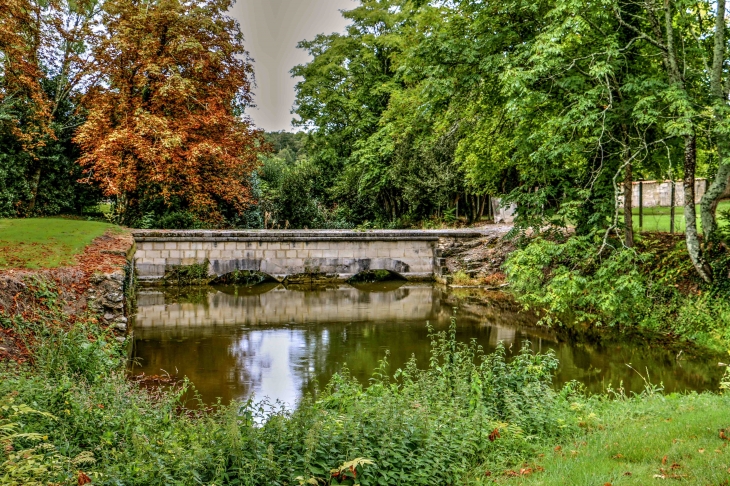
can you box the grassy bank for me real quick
[0,218,115,269]
[499,391,730,485]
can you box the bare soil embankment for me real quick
[439,230,516,286]
[0,229,133,362]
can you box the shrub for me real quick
[504,236,649,326]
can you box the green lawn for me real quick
[0,218,115,269]
[496,393,730,485]
[633,201,730,233]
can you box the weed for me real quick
[163,260,211,286]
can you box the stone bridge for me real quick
[132,229,504,283]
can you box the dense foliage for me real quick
[288,0,730,281]
[504,233,730,350]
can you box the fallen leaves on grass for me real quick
[503,465,544,478]
[653,464,687,480]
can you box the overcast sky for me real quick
[232,0,354,132]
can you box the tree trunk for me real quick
[700,0,729,243]
[701,165,730,242]
[683,135,713,283]
[26,164,42,213]
[623,160,634,247]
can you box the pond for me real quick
[129,282,723,407]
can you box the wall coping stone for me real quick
[133,229,493,242]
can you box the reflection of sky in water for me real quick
[228,329,330,407]
[130,284,723,406]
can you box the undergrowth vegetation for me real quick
[0,279,591,485]
[504,233,730,351]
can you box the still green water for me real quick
[130,282,723,406]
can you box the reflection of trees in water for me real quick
[132,285,723,406]
[547,340,722,393]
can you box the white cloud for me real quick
[232,0,354,132]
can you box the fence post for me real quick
[638,179,643,231]
[670,179,675,234]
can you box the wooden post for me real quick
[639,179,644,231]
[670,179,676,234]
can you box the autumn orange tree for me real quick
[0,0,52,213]
[75,0,266,226]
[1,0,104,216]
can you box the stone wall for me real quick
[86,269,129,339]
[490,198,517,223]
[622,179,707,208]
[133,230,494,283]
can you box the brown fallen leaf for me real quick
[78,471,92,485]
[554,445,562,452]
[662,455,667,465]
[623,471,632,476]
[670,463,681,470]
[720,428,730,441]
[612,454,624,459]
[484,470,492,477]
[488,427,501,442]
[698,448,705,453]
[503,468,534,477]
[655,468,688,480]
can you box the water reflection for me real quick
[130,283,723,406]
